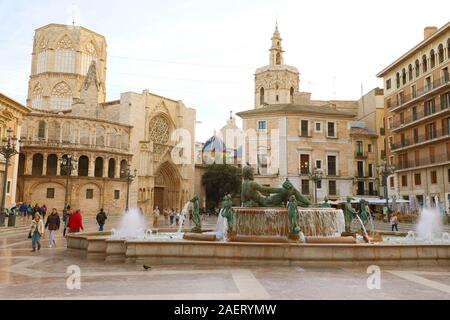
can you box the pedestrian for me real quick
[29,213,44,252]
[96,208,107,232]
[19,203,27,221]
[26,204,33,221]
[175,210,180,226]
[62,205,71,237]
[67,209,84,234]
[169,208,175,226]
[33,204,41,220]
[390,213,399,232]
[153,206,160,228]
[41,204,47,220]
[164,209,169,224]
[45,208,60,248]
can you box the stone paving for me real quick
[0,214,449,300]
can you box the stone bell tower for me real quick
[254,24,300,109]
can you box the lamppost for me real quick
[0,128,19,226]
[300,162,323,205]
[377,160,396,219]
[60,155,77,215]
[121,165,137,211]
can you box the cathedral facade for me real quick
[17,24,196,215]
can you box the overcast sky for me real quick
[0,0,449,142]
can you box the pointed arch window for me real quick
[31,83,43,109]
[81,42,99,76]
[260,87,265,105]
[50,82,72,111]
[422,55,428,73]
[276,52,281,65]
[35,37,49,74]
[408,64,413,81]
[37,121,46,139]
[402,68,406,85]
[55,36,76,73]
[415,59,420,77]
[438,44,444,64]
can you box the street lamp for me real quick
[0,128,19,226]
[377,159,396,219]
[59,155,77,215]
[300,162,323,205]
[121,165,137,211]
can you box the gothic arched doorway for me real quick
[153,162,181,213]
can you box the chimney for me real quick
[424,26,438,40]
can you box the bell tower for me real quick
[254,23,300,109]
[269,23,284,66]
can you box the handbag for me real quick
[28,231,32,239]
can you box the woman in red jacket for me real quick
[67,209,84,234]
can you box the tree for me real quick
[201,164,241,210]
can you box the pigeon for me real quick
[143,264,152,271]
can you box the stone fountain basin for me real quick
[66,232,450,267]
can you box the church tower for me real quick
[27,24,107,113]
[254,24,300,109]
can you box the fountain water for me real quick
[416,198,443,240]
[112,208,148,239]
[177,202,191,234]
[216,209,229,241]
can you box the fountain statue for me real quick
[287,195,301,237]
[241,166,310,207]
[190,196,202,233]
[221,194,234,233]
[358,199,369,227]
[321,197,331,208]
[344,196,356,233]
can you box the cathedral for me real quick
[17,24,196,215]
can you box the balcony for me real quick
[355,151,368,158]
[21,139,131,154]
[391,101,449,132]
[391,131,449,151]
[389,76,450,112]
[396,153,450,171]
[356,191,379,197]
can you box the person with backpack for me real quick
[45,208,60,247]
[96,208,107,232]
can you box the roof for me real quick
[35,24,106,40]
[377,21,450,77]
[0,93,32,114]
[350,127,377,137]
[236,103,357,118]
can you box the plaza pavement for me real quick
[0,214,449,300]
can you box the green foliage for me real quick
[202,164,241,209]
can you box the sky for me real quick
[0,0,449,142]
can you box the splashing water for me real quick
[416,202,443,240]
[177,202,191,234]
[113,208,148,239]
[406,231,416,241]
[216,209,229,241]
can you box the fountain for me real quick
[65,167,450,267]
[415,197,443,241]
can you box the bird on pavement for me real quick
[143,264,152,271]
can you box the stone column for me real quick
[42,154,47,176]
[56,154,61,176]
[24,154,33,175]
[102,160,108,178]
[115,160,121,179]
[88,157,95,177]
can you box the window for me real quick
[425,77,432,91]
[50,82,72,111]
[368,164,373,177]
[430,50,435,69]
[300,154,310,174]
[369,182,374,195]
[301,180,310,195]
[36,51,48,74]
[396,73,400,88]
[412,106,418,121]
[438,44,444,64]
[357,181,365,195]
[55,49,76,73]
[290,87,294,103]
[414,173,421,185]
[357,161,364,177]
[356,141,364,156]
[300,120,309,137]
[317,180,322,189]
[387,98,392,109]
[6,181,11,194]
[257,120,267,132]
[400,112,405,125]
[422,55,428,73]
[315,122,322,132]
[413,128,419,143]
[411,85,417,99]
[401,175,408,187]
[448,169,450,183]
[368,144,373,153]
[32,83,44,109]
[388,136,394,149]
[402,68,406,85]
[425,122,436,140]
[329,180,337,196]
[415,60,420,77]
[431,171,437,184]
[316,160,322,169]
[259,88,265,105]
[327,122,336,138]
[46,188,55,199]
[86,189,94,199]
[386,79,391,90]
[408,64,413,81]
[327,155,337,176]
[443,67,449,82]
[387,117,393,129]
[425,99,435,116]
[114,190,120,200]
[389,176,394,189]
[81,42,98,76]
[38,121,46,139]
